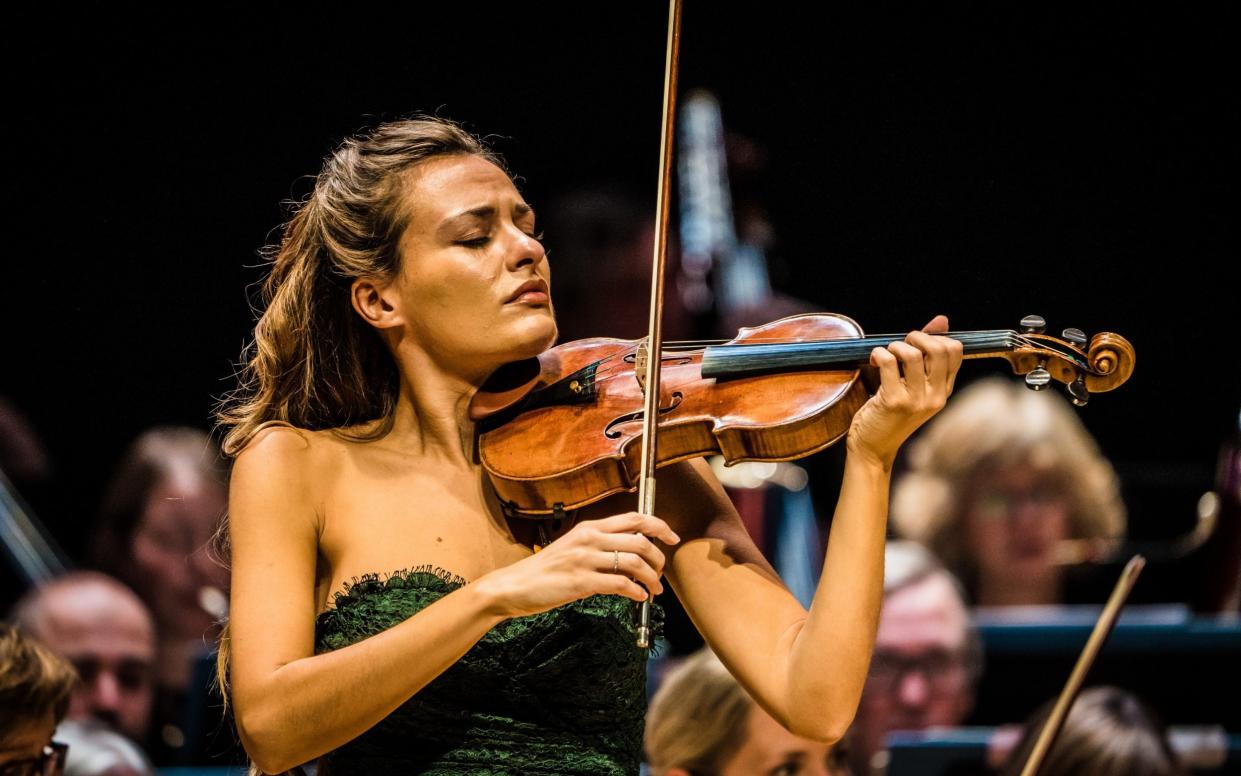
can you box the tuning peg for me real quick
[1067,375,1089,406]
[1020,315,1046,334]
[1025,362,1052,391]
[1062,327,1087,347]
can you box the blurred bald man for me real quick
[10,571,157,743]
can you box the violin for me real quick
[471,312,1135,517]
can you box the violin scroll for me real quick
[1003,315,1135,406]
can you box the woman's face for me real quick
[130,473,229,641]
[963,462,1071,588]
[379,154,556,378]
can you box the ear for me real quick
[350,276,404,330]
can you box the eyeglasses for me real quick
[0,742,68,776]
[972,485,1065,519]
[866,650,968,694]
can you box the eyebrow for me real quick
[438,203,536,235]
[777,751,807,760]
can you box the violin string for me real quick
[577,330,1061,387]
[654,327,1029,347]
[582,330,1022,372]
[579,331,1039,384]
[585,331,1092,387]
[580,328,1084,385]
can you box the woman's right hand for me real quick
[474,512,681,619]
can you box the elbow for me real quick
[780,695,852,746]
[780,662,857,745]
[785,716,846,747]
[236,703,303,775]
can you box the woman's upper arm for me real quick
[658,457,809,725]
[226,427,323,725]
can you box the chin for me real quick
[494,319,558,363]
[521,313,559,352]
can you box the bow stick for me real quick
[1018,555,1146,775]
[635,0,683,648]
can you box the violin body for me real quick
[478,313,869,515]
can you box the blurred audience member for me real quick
[53,720,153,776]
[847,542,980,776]
[0,622,76,773]
[645,648,851,776]
[1001,686,1185,776]
[91,426,229,695]
[10,572,156,744]
[891,376,1126,606]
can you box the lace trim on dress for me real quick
[323,565,469,612]
[316,563,666,656]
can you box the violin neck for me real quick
[700,330,1019,378]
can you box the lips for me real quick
[505,278,549,304]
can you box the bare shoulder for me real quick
[232,424,354,484]
[230,424,345,533]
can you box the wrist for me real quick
[845,441,894,475]
[468,572,515,623]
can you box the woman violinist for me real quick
[215,117,964,775]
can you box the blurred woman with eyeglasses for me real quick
[890,377,1126,606]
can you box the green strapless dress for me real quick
[313,566,664,775]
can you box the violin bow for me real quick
[1017,555,1146,776]
[635,0,683,648]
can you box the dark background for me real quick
[1,5,1236,575]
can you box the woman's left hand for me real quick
[846,314,964,469]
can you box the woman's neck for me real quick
[384,346,490,466]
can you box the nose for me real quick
[89,670,123,713]
[897,669,931,708]
[506,227,547,272]
[1010,503,1045,539]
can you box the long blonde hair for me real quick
[212,116,506,774]
[215,116,505,457]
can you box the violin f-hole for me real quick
[603,392,684,439]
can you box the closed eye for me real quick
[457,230,542,249]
